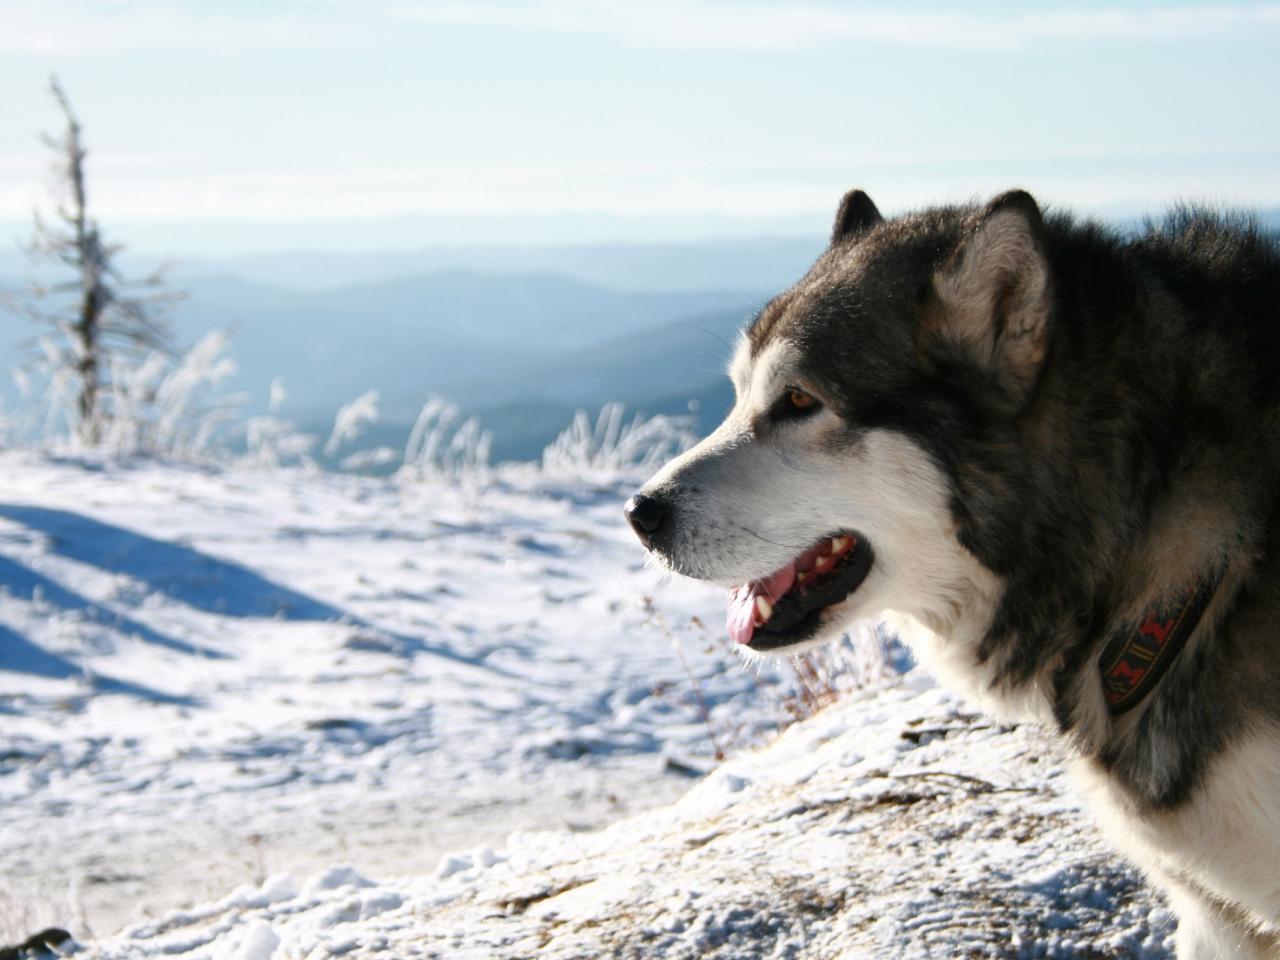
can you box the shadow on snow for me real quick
[0,554,227,659]
[0,622,198,706]
[0,504,343,620]
[0,504,516,689]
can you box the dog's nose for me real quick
[624,494,668,548]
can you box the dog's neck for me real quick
[965,438,1263,814]
[930,412,1260,781]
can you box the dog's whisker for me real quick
[729,521,811,553]
[675,321,735,355]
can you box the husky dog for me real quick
[625,190,1280,958]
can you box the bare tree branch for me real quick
[1,75,182,445]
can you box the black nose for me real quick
[624,494,668,548]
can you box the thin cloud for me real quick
[0,1,354,55]
[3,146,1277,223]
[390,1,1280,51]
[4,1,1279,55]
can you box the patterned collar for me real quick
[1099,574,1222,716]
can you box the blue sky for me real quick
[1,1,1278,253]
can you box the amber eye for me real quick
[786,387,817,411]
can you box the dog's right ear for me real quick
[831,189,883,245]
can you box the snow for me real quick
[79,677,1174,959]
[0,452,854,937]
[0,452,1175,957]
[217,922,278,960]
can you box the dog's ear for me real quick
[831,189,883,245]
[927,190,1051,397]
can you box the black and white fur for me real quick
[627,189,1280,958]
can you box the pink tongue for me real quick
[726,563,797,646]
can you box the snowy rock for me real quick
[305,866,376,893]
[433,845,508,881]
[434,853,472,879]
[216,922,278,960]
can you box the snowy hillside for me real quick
[0,452,863,940]
[0,453,1173,957]
[84,679,1174,959]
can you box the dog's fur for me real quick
[628,190,1280,958]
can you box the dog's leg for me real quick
[1160,874,1279,960]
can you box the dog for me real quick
[625,189,1280,958]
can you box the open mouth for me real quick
[726,533,873,651]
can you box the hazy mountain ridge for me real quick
[181,235,826,294]
[176,269,761,438]
[1,263,766,458]
[456,306,746,459]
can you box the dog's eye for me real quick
[787,388,816,410]
[773,386,820,420]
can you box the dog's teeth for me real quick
[815,555,831,570]
[831,536,850,554]
[755,596,773,621]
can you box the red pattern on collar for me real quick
[1098,575,1220,717]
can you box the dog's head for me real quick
[626,189,1053,655]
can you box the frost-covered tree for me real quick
[11,77,179,445]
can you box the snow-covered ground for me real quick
[0,453,1172,957]
[84,677,1174,959]
[0,452,865,941]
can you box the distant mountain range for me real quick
[169,268,762,443]
[0,235,824,296]
[465,305,746,460]
[0,241,782,461]
[180,236,827,294]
